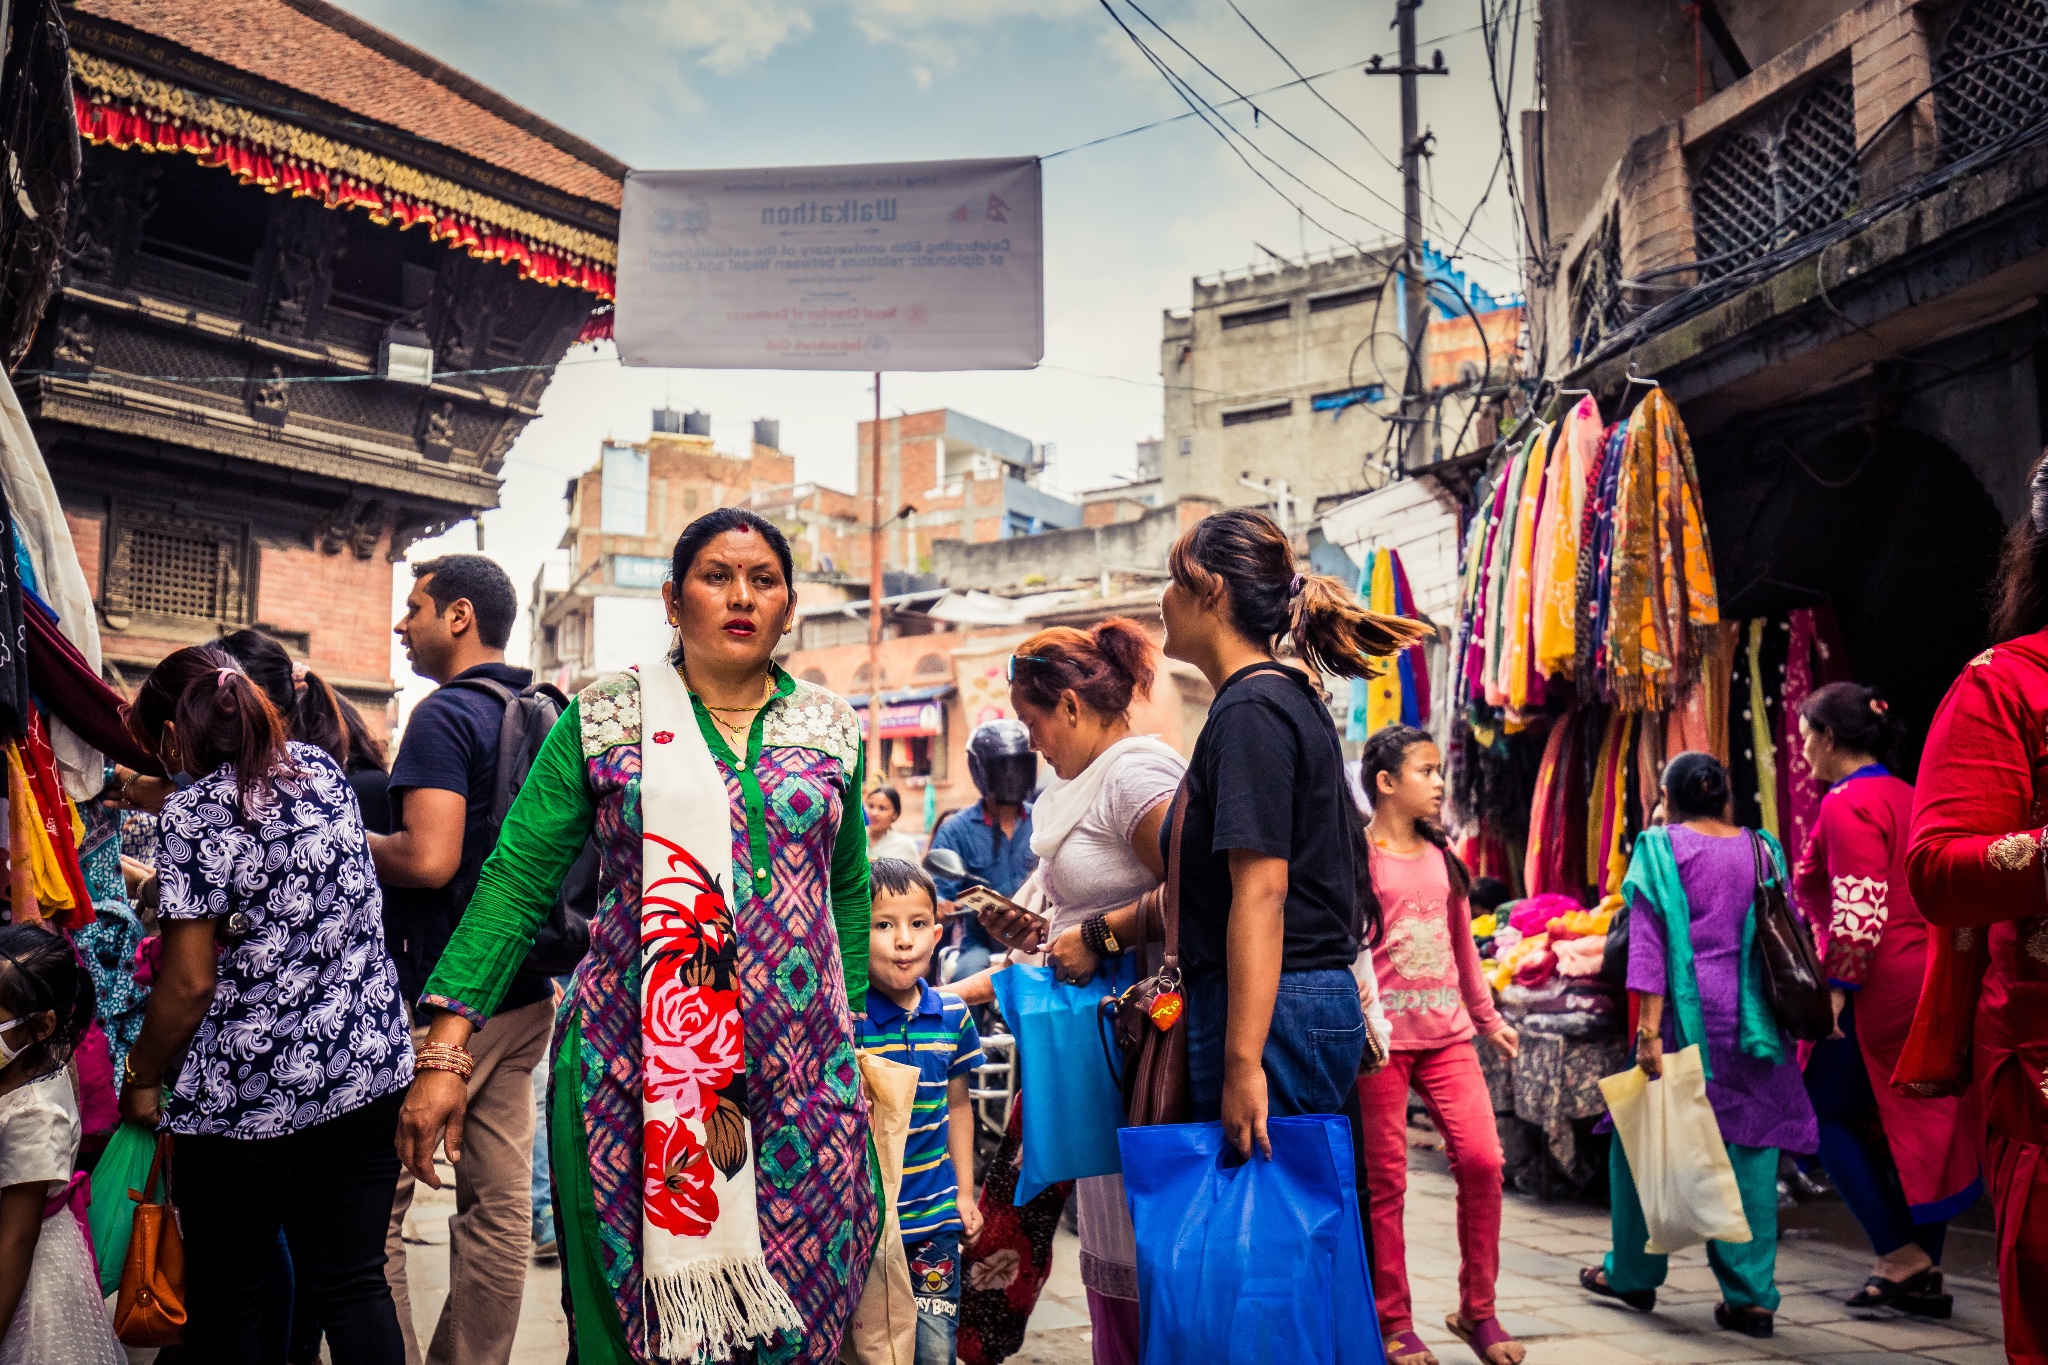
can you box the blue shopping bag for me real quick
[993,957,1132,1203]
[1120,1117,1384,1365]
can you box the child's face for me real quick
[1375,741,1444,820]
[869,887,942,994]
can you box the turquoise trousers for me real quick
[1603,1135,1782,1311]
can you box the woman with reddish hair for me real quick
[1901,449,2048,1364]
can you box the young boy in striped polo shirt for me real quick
[856,858,985,1365]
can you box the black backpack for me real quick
[442,677,597,983]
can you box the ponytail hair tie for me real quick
[1869,697,1889,716]
[217,667,237,687]
[1288,573,1305,599]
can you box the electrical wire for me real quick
[15,350,618,385]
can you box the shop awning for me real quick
[847,684,954,739]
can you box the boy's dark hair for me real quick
[869,857,938,914]
[412,554,517,649]
[1469,877,1511,914]
[0,924,96,1079]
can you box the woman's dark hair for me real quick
[0,924,96,1079]
[1662,750,1733,823]
[1799,681,1899,765]
[217,628,362,769]
[867,784,902,817]
[334,692,388,772]
[1469,877,1511,914]
[125,644,293,812]
[666,508,796,667]
[1992,448,2048,640]
[1360,723,1470,909]
[1009,618,1156,722]
[1168,508,1429,681]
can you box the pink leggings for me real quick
[1357,1044,1505,1334]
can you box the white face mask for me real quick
[0,1018,28,1068]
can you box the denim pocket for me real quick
[1304,1024,1367,1114]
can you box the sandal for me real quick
[1445,1313,1524,1365]
[1897,1270,1953,1320]
[1714,1303,1774,1338]
[1845,1266,1939,1310]
[1579,1265,1655,1311]
[1384,1330,1438,1365]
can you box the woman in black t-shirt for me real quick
[1158,508,1428,1158]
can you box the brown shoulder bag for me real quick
[113,1133,186,1347]
[1103,780,1190,1126]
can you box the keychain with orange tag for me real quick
[1148,990,1183,1031]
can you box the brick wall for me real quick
[255,533,396,691]
[1852,3,1937,197]
[65,511,102,596]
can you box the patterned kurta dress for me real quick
[422,665,878,1365]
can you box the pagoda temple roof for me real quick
[70,0,625,212]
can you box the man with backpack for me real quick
[370,553,588,1365]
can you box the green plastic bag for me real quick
[88,1122,156,1297]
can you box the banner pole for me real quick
[867,370,885,794]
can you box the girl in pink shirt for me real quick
[1357,725,1522,1365]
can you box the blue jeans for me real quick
[1187,967,1366,1120]
[907,1231,961,1364]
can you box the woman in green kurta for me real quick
[398,510,878,1364]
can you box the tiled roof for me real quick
[72,0,625,211]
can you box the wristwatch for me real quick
[1080,915,1122,958]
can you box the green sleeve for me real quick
[420,697,596,1025]
[831,749,872,1012]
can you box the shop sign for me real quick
[615,157,1043,371]
[857,700,944,739]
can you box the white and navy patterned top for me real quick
[157,742,414,1138]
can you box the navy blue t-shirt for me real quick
[386,662,548,1012]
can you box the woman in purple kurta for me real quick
[1581,753,1815,1341]
[1626,828,1818,1155]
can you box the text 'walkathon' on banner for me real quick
[615,157,1044,372]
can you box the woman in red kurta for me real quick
[1793,683,1978,1316]
[1901,457,2048,1365]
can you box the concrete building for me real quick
[851,408,1080,576]
[1525,0,2048,754]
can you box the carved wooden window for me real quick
[1936,0,2048,162]
[1690,73,1857,281]
[102,503,252,626]
[137,158,268,282]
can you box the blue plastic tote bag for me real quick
[993,957,1132,1203]
[1120,1117,1384,1365]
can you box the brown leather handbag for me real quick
[113,1133,186,1347]
[1749,832,1834,1043]
[1103,780,1191,1126]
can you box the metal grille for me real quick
[1692,74,1858,281]
[126,526,224,619]
[1568,206,1625,359]
[1935,0,2048,161]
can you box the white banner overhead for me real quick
[615,157,1043,372]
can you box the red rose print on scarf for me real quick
[644,1117,719,1238]
[645,977,744,1115]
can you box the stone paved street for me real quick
[456,1146,2009,1364]
[1010,1147,2010,1365]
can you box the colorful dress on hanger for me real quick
[1792,766,1978,1223]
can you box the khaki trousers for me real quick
[386,996,553,1365]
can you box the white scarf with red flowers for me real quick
[637,660,803,1362]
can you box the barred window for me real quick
[103,503,251,626]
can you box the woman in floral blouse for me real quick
[115,645,414,1364]
[399,508,875,1365]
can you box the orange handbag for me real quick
[112,1133,185,1347]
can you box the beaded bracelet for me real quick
[415,1043,476,1080]
[1080,914,1122,958]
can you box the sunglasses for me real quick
[1005,654,1055,681]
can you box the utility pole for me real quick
[1367,1,1447,474]
[867,372,884,792]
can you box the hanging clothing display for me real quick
[1606,389,1718,713]
[0,381,102,800]
[1348,547,1431,740]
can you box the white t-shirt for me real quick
[0,1071,121,1365]
[1042,748,1185,934]
[866,828,921,866]
[0,1071,77,1192]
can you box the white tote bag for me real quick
[1598,1044,1753,1255]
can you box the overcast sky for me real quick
[340,0,1536,719]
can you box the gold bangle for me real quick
[414,1043,475,1080]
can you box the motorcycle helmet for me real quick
[966,720,1037,806]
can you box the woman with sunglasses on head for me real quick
[115,645,414,1364]
[964,619,1185,1365]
